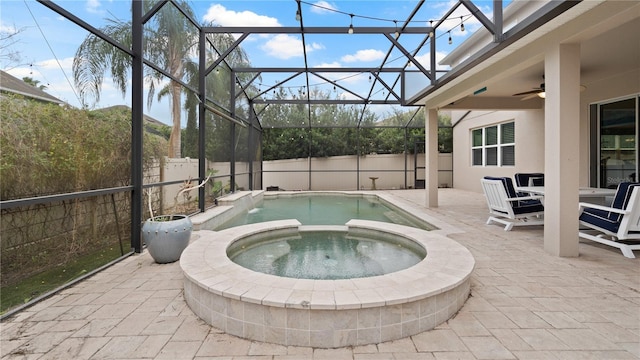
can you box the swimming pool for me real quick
[218,193,435,230]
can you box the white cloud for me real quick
[6,67,32,79]
[308,43,324,51]
[338,91,361,101]
[86,0,102,14]
[341,49,385,63]
[311,1,338,14]
[261,35,324,60]
[261,34,303,59]
[37,57,74,72]
[0,24,18,34]
[412,51,450,71]
[203,4,281,27]
[316,62,341,68]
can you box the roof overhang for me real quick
[412,0,640,111]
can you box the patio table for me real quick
[515,186,616,205]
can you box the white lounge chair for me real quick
[579,182,640,258]
[481,177,544,231]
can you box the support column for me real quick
[426,108,439,207]
[198,29,206,212]
[544,43,581,257]
[130,0,143,253]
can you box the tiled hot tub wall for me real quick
[184,275,470,348]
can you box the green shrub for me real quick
[0,96,166,200]
[0,96,168,311]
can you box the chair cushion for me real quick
[580,182,640,232]
[512,201,544,215]
[579,208,620,233]
[514,173,545,187]
[610,182,640,212]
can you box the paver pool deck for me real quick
[1,188,638,359]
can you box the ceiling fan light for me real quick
[537,92,546,99]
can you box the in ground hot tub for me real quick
[181,219,474,348]
[227,227,426,280]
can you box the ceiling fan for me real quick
[513,76,587,100]
[512,80,546,100]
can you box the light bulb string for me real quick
[300,0,475,29]
[256,16,467,94]
[263,6,478,94]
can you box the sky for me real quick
[0,0,496,125]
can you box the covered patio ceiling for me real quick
[416,0,640,111]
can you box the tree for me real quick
[73,1,199,158]
[0,24,25,69]
[438,113,453,153]
[22,77,47,90]
[177,33,252,159]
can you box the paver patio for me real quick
[1,188,638,359]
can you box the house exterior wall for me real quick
[452,109,544,193]
[579,70,640,188]
[451,68,640,194]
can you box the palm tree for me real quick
[22,76,47,90]
[73,1,198,158]
[167,31,254,159]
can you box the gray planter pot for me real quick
[142,215,192,264]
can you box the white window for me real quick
[471,122,515,166]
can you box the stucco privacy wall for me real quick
[160,158,245,212]
[263,153,453,191]
[452,109,545,193]
[160,154,453,198]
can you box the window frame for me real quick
[471,121,515,167]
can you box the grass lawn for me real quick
[1,246,127,315]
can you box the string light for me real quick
[295,9,301,21]
[429,20,434,38]
[460,16,465,32]
[448,31,452,45]
[394,20,399,38]
[348,14,354,34]
[368,74,372,83]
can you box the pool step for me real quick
[383,211,415,227]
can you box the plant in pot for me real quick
[142,174,211,264]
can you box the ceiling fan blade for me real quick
[520,93,540,101]
[512,89,540,96]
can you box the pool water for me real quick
[227,230,425,280]
[219,194,432,230]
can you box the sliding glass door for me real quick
[599,97,638,188]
